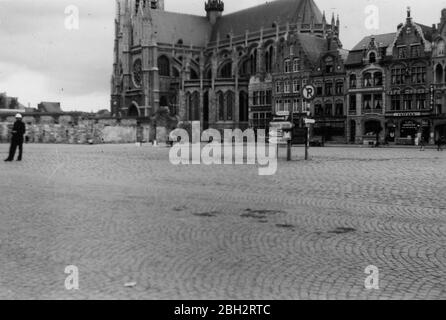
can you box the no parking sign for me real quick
[302,84,316,101]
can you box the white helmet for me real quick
[15,113,22,119]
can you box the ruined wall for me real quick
[0,118,159,144]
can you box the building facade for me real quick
[345,8,437,145]
[111,0,338,136]
[111,2,446,145]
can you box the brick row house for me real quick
[344,8,446,145]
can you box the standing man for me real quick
[437,136,445,152]
[4,113,26,162]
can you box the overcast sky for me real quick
[1,0,445,112]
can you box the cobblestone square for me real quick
[0,144,445,300]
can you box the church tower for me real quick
[135,0,164,13]
[205,0,224,25]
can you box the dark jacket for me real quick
[11,120,26,141]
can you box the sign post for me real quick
[302,84,316,161]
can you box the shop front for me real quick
[385,112,433,145]
[433,119,446,142]
[312,119,347,143]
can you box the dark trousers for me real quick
[7,138,23,160]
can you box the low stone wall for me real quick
[0,118,162,144]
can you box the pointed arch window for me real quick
[220,62,232,78]
[158,56,170,76]
[250,49,257,74]
[265,46,273,73]
[226,91,234,121]
[218,91,225,121]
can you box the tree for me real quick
[0,95,5,109]
[9,98,18,109]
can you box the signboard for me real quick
[304,118,316,125]
[276,111,290,117]
[302,84,316,101]
[269,121,293,144]
[270,122,294,130]
[392,112,424,117]
[401,120,419,129]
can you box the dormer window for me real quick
[325,56,334,73]
[369,52,376,64]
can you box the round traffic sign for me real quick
[302,84,316,101]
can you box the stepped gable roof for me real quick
[151,11,212,47]
[211,0,323,41]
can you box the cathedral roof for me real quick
[296,33,327,65]
[211,0,323,41]
[151,11,212,47]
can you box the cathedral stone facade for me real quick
[111,0,338,135]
